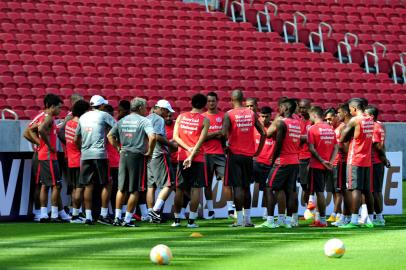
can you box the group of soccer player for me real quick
[23,89,390,228]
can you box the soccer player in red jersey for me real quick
[365,105,390,226]
[307,106,338,227]
[202,92,230,219]
[222,90,265,227]
[173,94,210,228]
[265,98,300,228]
[340,98,375,228]
[25,94,65,222]
[65,100,90,223]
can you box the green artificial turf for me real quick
[1,183,405,270]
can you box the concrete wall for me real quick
[1,120,405,178]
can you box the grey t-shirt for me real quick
[76,110,116,160]
[147,113,167,158]
[108,113,154,154]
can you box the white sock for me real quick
[267,216,274,224]
[72,208,79,216]
[153,199,165,212]
[345,215,351,223]
[140,204,148,217]
[351,214,359,224]
[338,214,345,222]
[79,207,83,213]
[122,205,127,213]
[189,211,198,220]
[115,209,122,219]
[278,214,286,223]
[331,212,336,217]
[51,206,58,219]
[360,204,368,218]
[376,213,383,221]
[368,214,374,223]
[148,208,153,213]
[236,210,243,224]
[320,216,327,224]
[40,207,48,217]
[174,213,180,219]
[124,212,132,223]
[244,209,251,223]
[227,201,234,211]
[85,210,92,221]
[34,209,40,217]
[315,211,320,222]
[100,208,108,218]
[285,216,292,225]
[309,195,315,203]
[207,200,214,211]
[292,213,298,223]
[180,208,186,217]
[59,210,69,218]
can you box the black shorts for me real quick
[67,167,81,189]
[252,161,271,191]
[347,165,371,192]
[298,159,310,190]
[38,160,61,187]
[309,168,329,193]
[267,164,298,192]
[32,152,40,185]
[371,163,385,193]
[224,153,253,188]
[79,159,109,186]
[205,154,226,184]
[332,162,347,192]
[118,152,147,193]
[147,154,175,189]
[176,161,207,189]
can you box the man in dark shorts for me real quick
[65,100,90,223]
[365,105,390,226]
[172,94,210,228]
[340,98,374,228]
[202,92,227,219]
[222,90,265,227]
[108,97,156,227]
[307,106,338,227]
[75,95,116,225]
[262,99,300,229]
[147,100,177,223]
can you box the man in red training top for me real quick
[222,90,265,227]
[173,93,210,228]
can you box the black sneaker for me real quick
[79,212,86,219]
[70,215,84,224]
[205,211,215,220]
[85,219,94,225]
[98,215,113,225]
[51,217,62,223]
[121,221,137,227]
[148,210,161,223]
[113,217,123,226]
[39,217,50,223]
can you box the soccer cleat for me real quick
[228,210,236,219]
[132,213,141,221]
[205,211,215,220]
[229,222,243,227]
[309,221,327,227]
[85,219,94,225]
[373,220,385,227]
[121,221,137,227]
[148,210,162,223]
[327,215,336,223]
[291,220,299,227]
[70,215,84,224]
[307,202,316,211]
[97,216,113,226]
[281,223,292,229]
[187,223,199,228]
[339,222,358,229]
[255,221,277,229]
[39,216,50,223]
[141,215,151,222]
[113,217,123,226]
[50,218,61,223]
[360,222,374,228]
[244,222,255,228]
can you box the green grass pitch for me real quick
[1,184,406,270]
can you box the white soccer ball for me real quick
[150,244,173,265]
[324,238,345,258]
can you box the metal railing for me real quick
[344,32,359,47]
[392,62,406,84]
[373,42,387,58]
[257,11,271,32]
[309,22,332,52]
[337,41,352,63]
[231,0,246,22]
[282,11,306,43]
[364,51,379,73]
[1,109,18,120]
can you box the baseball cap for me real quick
[89,95,108,107]
[156,99,175,113]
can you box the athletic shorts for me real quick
[224,153,253,188]
[176,161,207,189]
[147,154,175,188]
[205,154,226,184]
[118,152,147,193]
[79,159,109,186]
[298,159,310,190]
[347,165,370,192]
[372,163,385,193]
[332,162,347,192]
[32,152,40,185]
[267,164,299,192]
[309,168,329,193]
[67,167,81,189]
[38,160,61,187]
[252,161,271,191]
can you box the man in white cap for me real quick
[74,95,116,225]
[147,100,178,223]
